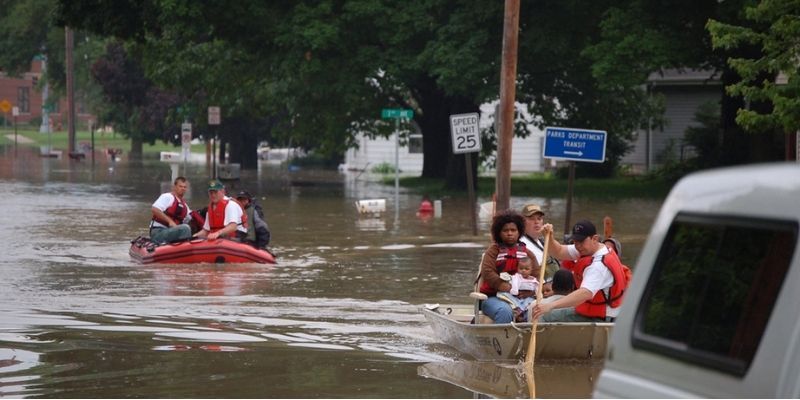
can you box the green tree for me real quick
[708,0,800,159]
[585,0,788,167]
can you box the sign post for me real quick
[543,126,607,237]
[450,112,482,236]
[381,108,414,225]
[11,106,19,156]
[181,122,192,176]
[208,106,221,179]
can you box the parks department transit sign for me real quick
[543,126,607,163]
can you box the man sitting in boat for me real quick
[149,176,193,244]
[519,203,560,281]
[479,210,539,324]
[531,220,628,322]
[193,180,247,241]
[234,190,271,249]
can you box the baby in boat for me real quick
[497,256,539,322]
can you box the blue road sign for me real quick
[543,127,607,163]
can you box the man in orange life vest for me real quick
[193,180,247,241]
[531,220,627,322]
[150,176,193,244]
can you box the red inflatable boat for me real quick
[129,236,276,264]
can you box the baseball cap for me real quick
[568,219,597,242]
[236,190,253,200]
[207,180,224,191]
[522,204,545,217]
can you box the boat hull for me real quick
[129,237,276,264]
[423,304,612,361]
[418,360,603,398]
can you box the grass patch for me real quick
[393,174,673,199]
[0,128,203,154]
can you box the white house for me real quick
[622,69,723,173]
[343,104,547,174]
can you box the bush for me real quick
[371,162,398,174]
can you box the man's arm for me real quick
[208,222,237,240]
[541,224,574,260]
[151,206,176,227]
[531,288,593,320]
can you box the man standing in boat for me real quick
[193,180,247,241]
[531,220,628,322]
[235,190,271,249]
[519,203,560,281]
[149,176,193,244]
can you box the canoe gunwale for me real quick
[423,304,613,361]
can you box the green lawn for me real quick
[394,174,672,199]
[0,127,204,154]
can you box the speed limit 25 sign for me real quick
[449,113,481,154]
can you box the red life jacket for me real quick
[153,194,188,226]
[567,251,630,318]
[480,243,527,295]
[207,198,247,237]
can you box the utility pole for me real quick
[495,0,520,213]
[65,26,76,155]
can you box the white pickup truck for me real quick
[594,162,800,398]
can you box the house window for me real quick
[17,87,29,113]
[408,134,423,154]
[633,213,797,376]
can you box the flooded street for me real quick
[0,146,662,398]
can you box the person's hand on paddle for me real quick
[541,223,554,236]
[531,301,554,321]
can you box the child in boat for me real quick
[479,210,540,324]
[541,278,554,298]
[542,269,576,304]
[497,256,539,321]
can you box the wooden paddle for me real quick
[524,229,551,398]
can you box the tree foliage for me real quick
[708,0,800,134]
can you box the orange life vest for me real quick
[568,251,629,318]
[206,198,248,237]
[153,194,188,226]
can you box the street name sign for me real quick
[543,126,607,163]
[381,108,413,119]
[449,113,481,154]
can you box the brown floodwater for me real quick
[0,144,662,398]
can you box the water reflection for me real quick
[0,145,663,397]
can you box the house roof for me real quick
[647,68,722,86]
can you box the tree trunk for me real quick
[223,117,261,170]
[414,77,480,190]
[129,136,143,160]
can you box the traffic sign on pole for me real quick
[208,106,221,125]
[381,108,413,119]
[449,113,481,154]
[181,123,192,162]
[543,126,607,163]
[0,100,10,113]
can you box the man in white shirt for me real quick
[519,203,560,280]
[531,220,623,322]
[149,177,192,244]
[193,180,246,241]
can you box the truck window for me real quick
[633,213,798,376]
